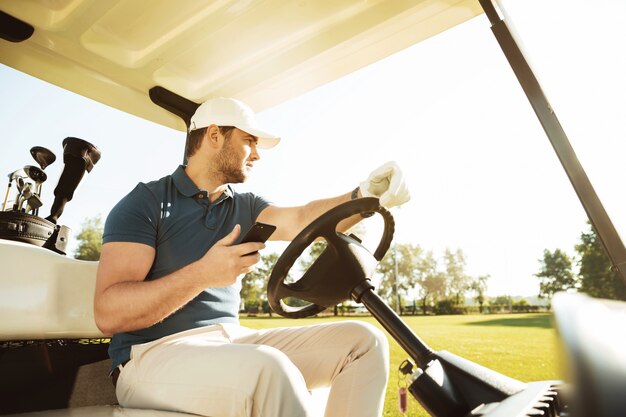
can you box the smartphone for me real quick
[240,222,276,254]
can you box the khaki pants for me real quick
[115,320,389,417]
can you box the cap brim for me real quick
[237,125,281,149]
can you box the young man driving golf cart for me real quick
[94,96,411,417]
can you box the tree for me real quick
[419,273,447,314]
[241,252,279,315]
[535,248,576,303]
[513,298,530,312]
[376,250,397,306]
[492,295,513,310]
[576,223,626,301]
[376,243,423,311]
[74,215,103,261]
[413,251,445,314]
[298,241,328,271]
[443,248,470,305]
[469,275,489,313]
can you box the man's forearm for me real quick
[260,189,366,241]
[300,189,363,234]
[95,262,205,335]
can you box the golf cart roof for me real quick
[0,0,482,131]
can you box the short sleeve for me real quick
[103,184,160,247]
[251,193,271,220]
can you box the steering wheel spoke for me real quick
[279,300,327,318]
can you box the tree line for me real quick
[240,240,494,315]
[535,222,626,304]
[73,216,626,314]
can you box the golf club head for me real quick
[30,146,57,170]
[15,176,25,193]
[25,194,43,212]
[21,183,33,199]
[18,183,34,210]
[23,165,47,183]
[8,168,26,182]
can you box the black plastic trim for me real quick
[0,10,34,43]
[148,86,199,129]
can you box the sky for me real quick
[1,8,624,298]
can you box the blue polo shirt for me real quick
[103,165,270,369]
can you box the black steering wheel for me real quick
[267,197,395,318]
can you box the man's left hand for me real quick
[359,161,410,208]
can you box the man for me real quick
[94,97,410,417]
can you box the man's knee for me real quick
[341,321,388,352]
[247,346,312,415]
[250,345,305,385]
[334,321,389,372]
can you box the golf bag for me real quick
[0,137,101,254]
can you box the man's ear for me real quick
[206,125,221,147]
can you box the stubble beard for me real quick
[215,141,247,184]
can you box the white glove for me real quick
[359,161,410,208]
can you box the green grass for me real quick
[241,313,561,417]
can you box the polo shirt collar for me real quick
[172,165,234,200]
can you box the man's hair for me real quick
[185,126,236,159]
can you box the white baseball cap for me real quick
[189,97,281,149]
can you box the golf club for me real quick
[11,175,26,211]
[16,182,33,212]
[5,169,27,211]
[22,165,47,184]
[22,165,47,216]
[29,146,55,215]
[25,193,43,214]
[2,178,11,211]
[30,146,56,170]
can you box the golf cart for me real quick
[1,0,625,416]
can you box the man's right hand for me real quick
[196,224,265,288]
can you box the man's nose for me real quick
[250,144,260,161]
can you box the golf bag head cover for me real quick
[46,137,101,224]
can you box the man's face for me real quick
[214,128,260,184]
